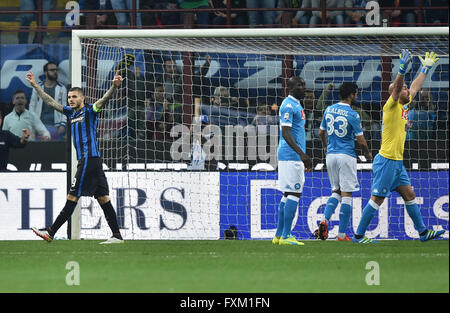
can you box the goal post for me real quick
[69,27,449,241]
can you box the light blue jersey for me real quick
[319,102,363,158]
[278,95,306,161]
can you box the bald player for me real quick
[272,76,313,246]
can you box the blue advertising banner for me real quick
[1,44,448,105]
[220,171,449,240]
[0,44,70,103]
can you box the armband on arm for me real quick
[93,103,102,112]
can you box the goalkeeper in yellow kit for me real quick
[353,49,446,243]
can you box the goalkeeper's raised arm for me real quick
[388,49,411,106]
[93,70,123,111]
[409,51,439,99]
[387,50,439,110]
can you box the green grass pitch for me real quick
[0,240,448,293]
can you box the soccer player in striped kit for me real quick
[353,50,445,243]
[27,70,125,244]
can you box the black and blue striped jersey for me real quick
[63,104,100,160]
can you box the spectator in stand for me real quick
[379,0,418,26]
[310,0,345,27]
[129,65,148,140]
[193,54,213,104]
[2,90,50,141]
[251,101,279,135]
[302,88,320,140]
[140,0,157,27]
[114,54,147,140]
[232,0,248,25]
[423,0,448,25]
[209,0,247,26]
[397,0,418,26]
[407,89,436,140]
[202,86,253,126]
[188,114,218,170]
[110,0,142,28]
[379,0,401,26]
[95,0,116,28]
[18,0,52,44]
[293,0,314,27]
[213,86,239,108]
[179,0,210,27]
[344,0,367,27]
[151,56,185,139]
[302,84,343,140]
[315,82,372,136]
[270,102,279,116]
[0,103,14,117]
[158,97,183,140]
[246,0,277,28]
[29,62,67,141]
[435,91,448,140]
[146,83,169,140]
[145,0,180,27]
[0,110,30,171]
[275,0,312,27]
[162,57,184,106]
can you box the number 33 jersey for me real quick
[320,102,363,158]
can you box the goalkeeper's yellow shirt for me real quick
[378,94,413,161]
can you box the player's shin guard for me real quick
[324,193,341,222]
[49,200,78,237]
[282,196,299,239]
[405,199,427,234]
[100,201,123,240]
[275,197,287,238]
[355,199,379,238]
[338,197,352,235]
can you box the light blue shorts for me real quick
[371,154,411,197]
[278,160,305,193]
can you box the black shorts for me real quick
[69,157,109,198]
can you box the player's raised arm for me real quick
[94,70,123,111]
[409,51,439,99]
[388,49,411,106]
[25,71,64,113]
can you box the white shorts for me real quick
[278,160,305,193]
[326,153,360,193]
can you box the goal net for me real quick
[70,28,449,240]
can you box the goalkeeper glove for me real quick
[419,51,439,74]
[398,49,411,75]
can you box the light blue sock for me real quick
[356,200,379,237]
[282,196,299,238]
[324,193,341,221]
[405,200,427,234]
[338,197,352,234]
[275,197,287,238]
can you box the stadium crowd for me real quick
[1,0,448,35]
[0,0,448,145]
[0,52,446,144]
